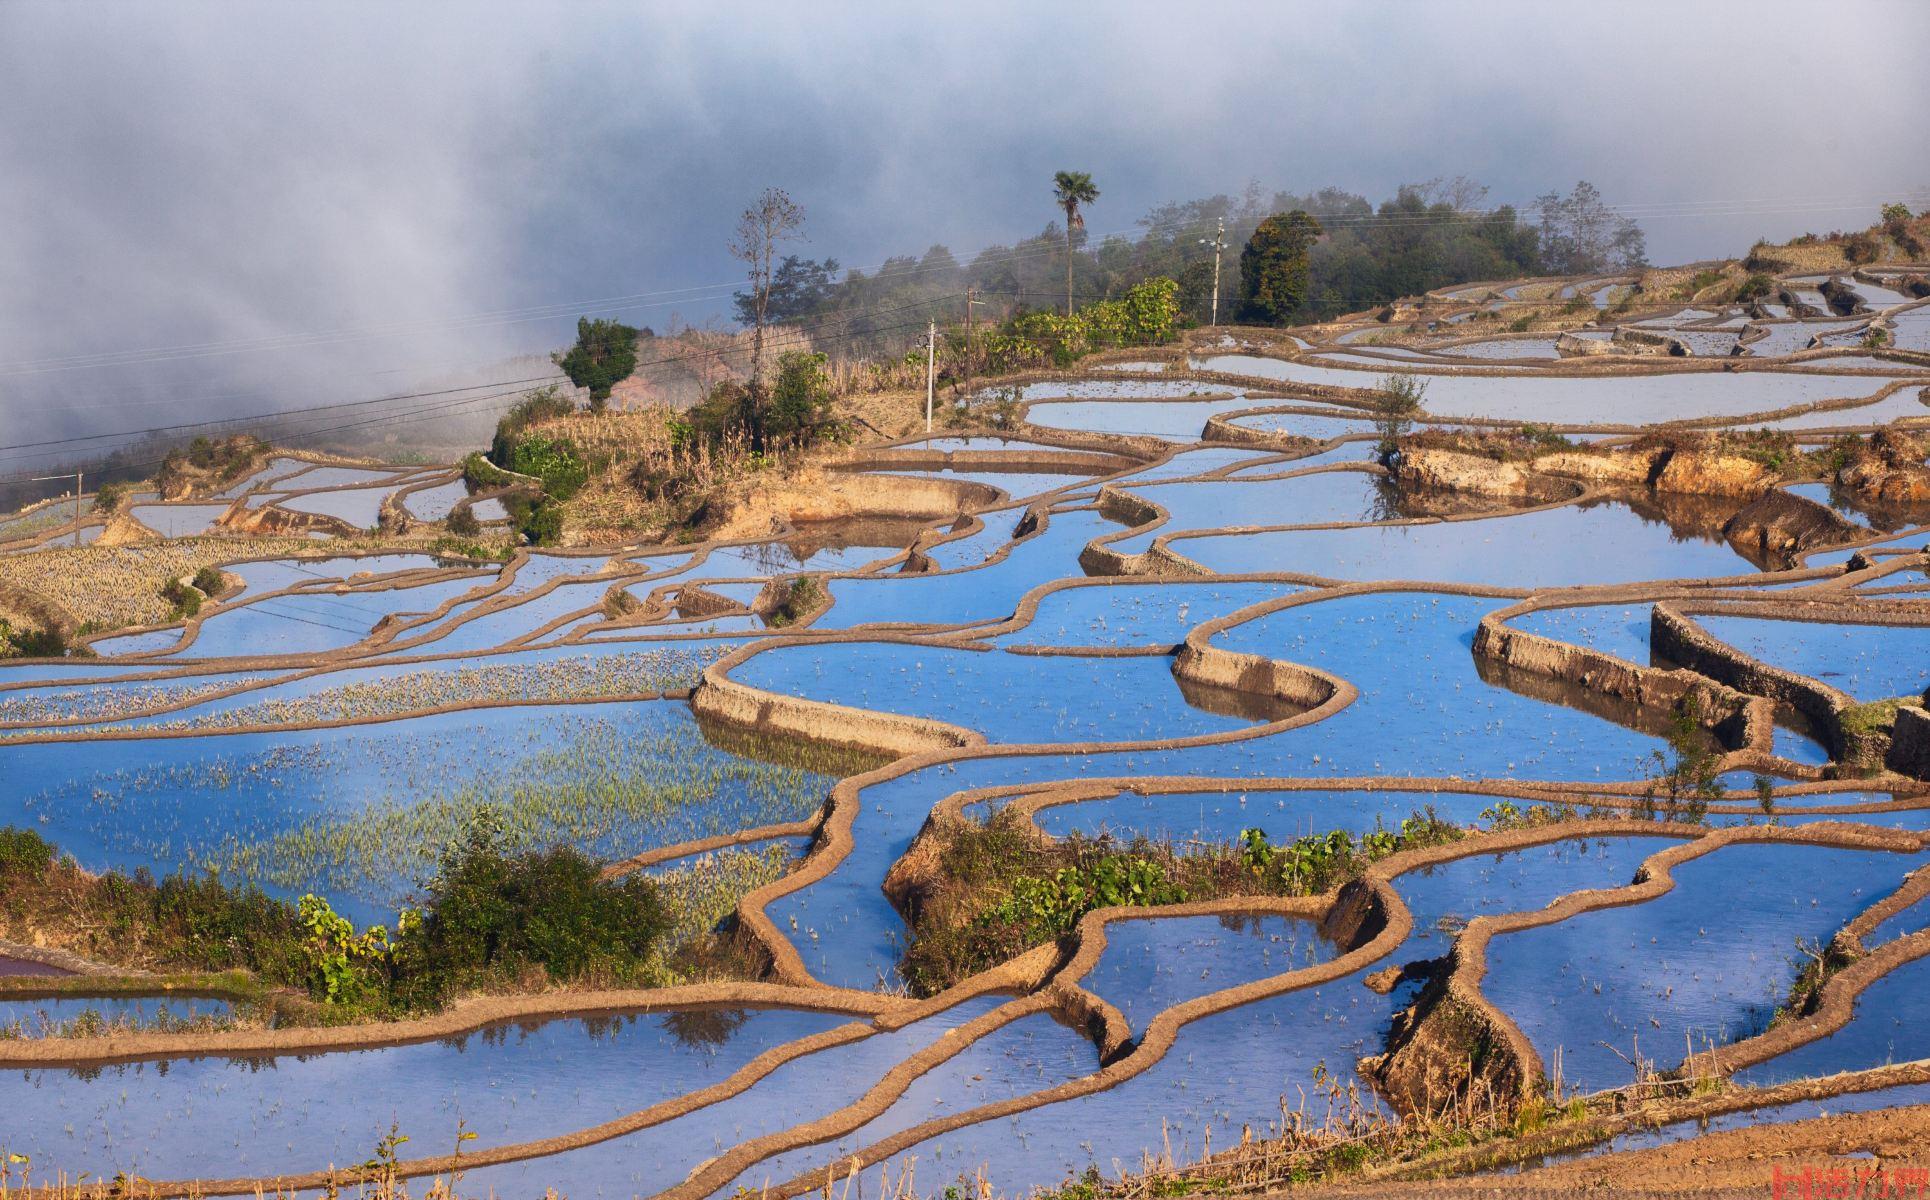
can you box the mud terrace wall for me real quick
[1651,600,1930,772]
[692,642,986,759]
[10,279,1930,1197]
[1474,601,1768,751]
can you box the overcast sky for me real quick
[1,0,1925,458]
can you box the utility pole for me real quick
[965,287,977,343]
[924,319,937,433]
[1199,217,1228,327]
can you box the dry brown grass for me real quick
[0,533,432,631]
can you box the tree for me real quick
[1370,373,1426,461]
[1052,171,1099,316]
[1239,210,1323,324]
[733,255,839,324]
[1534,181,1647,274]
[554,318,639,412]
[729,187,807,451]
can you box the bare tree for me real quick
[1535,181,1647,274]
[728,187,806,447]
[1420,175,1489,213]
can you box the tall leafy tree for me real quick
[1239,210,1323,324]
[733,255,839,323]
[554,318,639,412]
[1052,171,1099,315]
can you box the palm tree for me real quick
[1052,171,1099,316]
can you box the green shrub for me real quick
[91,481,132,514]
[488,386,576,467]
[511,496,563,546]
[446,505,481,537]
[461,451,512,490]
[989,855,1187,940]
[159,578,202,619]
[1682,269,1724,297]
[0,824,673,1019]
[190,566,225,596]
[504,435,589,501]
[0,619,66,659]
[1237,809,1461,894]
[390,821,668,1008]
[0,828,54,877]
[767,351,841,446]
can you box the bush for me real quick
[0,619,66,659]
[1844,231,1880,264]
[159,577,202,619]
[990,855,1187,940]
[462,451,513,490]
[504,435,590,501]
[1735,272,1776,302]
[510,496,563,546]
[489,387,576,467]
[446,505,481,537]
[91,481,131,514]
[765,576,825,627]
[390,821,668,1008]
[1371,373,1428,461]
[156,435,262,493]
[190,566,225,596]
[0,827,54,877]
[767,351,840,446]
[1237,810,1461,894]
[1682,269,1724,297]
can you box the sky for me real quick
[0,0,1926,465]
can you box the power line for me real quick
[0,215,1216,379]
[0,308,948,480]
[0,295,957,466]
[7,187,1919,380]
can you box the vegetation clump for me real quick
[90,480,132,514]
[1371,373,1427,461]
[0,619,66,659]
[898,807,1461,994]
[155,434,266,497]
[763,576,826,627]
[0,821,677,1021]
[1635,696,1724,823]
[554,317,640,412]
[158,576,203,619]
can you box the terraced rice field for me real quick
[1,268,1929,1197]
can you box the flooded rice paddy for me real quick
[4,294,1930,1194]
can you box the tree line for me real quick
[730,176,1647,349]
